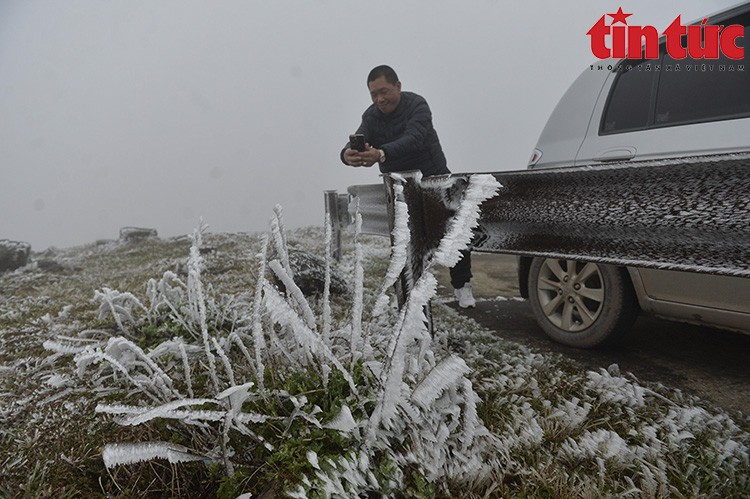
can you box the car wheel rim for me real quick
[537,259,605,332]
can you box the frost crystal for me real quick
[102,442,208,468]
[431,174,501,267]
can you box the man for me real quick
[340,65,475,308]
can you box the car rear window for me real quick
[601,11,749,135]
[601,60,654,133]
[655,21,749,126]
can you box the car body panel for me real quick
[636,269,750,313]
[526,2,750,335]
[628,268,750,333]
[576,76,750,165]
[531,68,610,169]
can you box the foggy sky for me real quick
[0,0,740,249]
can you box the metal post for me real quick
[324,190,343,261]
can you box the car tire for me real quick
[527,257,638,348]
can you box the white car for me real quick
[519,2,750,348]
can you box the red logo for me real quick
[587,7,745,60]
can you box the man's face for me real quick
[368,76,401,115]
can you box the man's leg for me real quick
[451,250,475,308]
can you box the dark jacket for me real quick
[341,91,450,177]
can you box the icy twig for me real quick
[270,205,293,278]
[350,213,365,365]
[371,183,409,318]
[252,233,269,391]
[322,214,333,343]
[368,272,437,437]
[188,225,220,394]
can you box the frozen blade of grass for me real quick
[145,270,184,322]
[94,288,146,336]
[270,205,293,278]
[384,270,436,363]
[178,340,195,399]
[307,450,320,470]
[42,339,88,355]
[548,397,592,431]
[96,398,217,426]
[262,282,357,395]
[147,270,197,339]
[74,348,162,403]
[212,337,236,387]
[96,403,270,425]
[324,405,358,434]
[104,336,179,399]
[586,368,645,407]
[102,442,211,468]
[411,355,471,409]
[215,383,258,476]
[222,409,235,476]
[188,225,220,394]
[560,428,632,462]
[268,259,317,331]
[147,337,203,359]
[296,451,384,498]
[215,382,255,413]
[459,377,483,448]
[227,330,255,376]
[287,395,323,429]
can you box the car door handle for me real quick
[595,147,636,162]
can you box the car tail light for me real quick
[528,148,542,168]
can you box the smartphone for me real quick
[349,134,366,152]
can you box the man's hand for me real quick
[345,144,381,167]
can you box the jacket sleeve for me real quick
[340,119,369,165]
[379,96,433,172]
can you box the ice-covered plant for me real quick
[44,175,503,496]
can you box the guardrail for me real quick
[323,184,391,261]
[326,153,750,299]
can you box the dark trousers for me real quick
[449,250,472,289]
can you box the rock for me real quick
[36,247,59,258]
[0,239,31,272]
[119,227,158,243]
[36,259,66,273]
[274,250,349,296]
